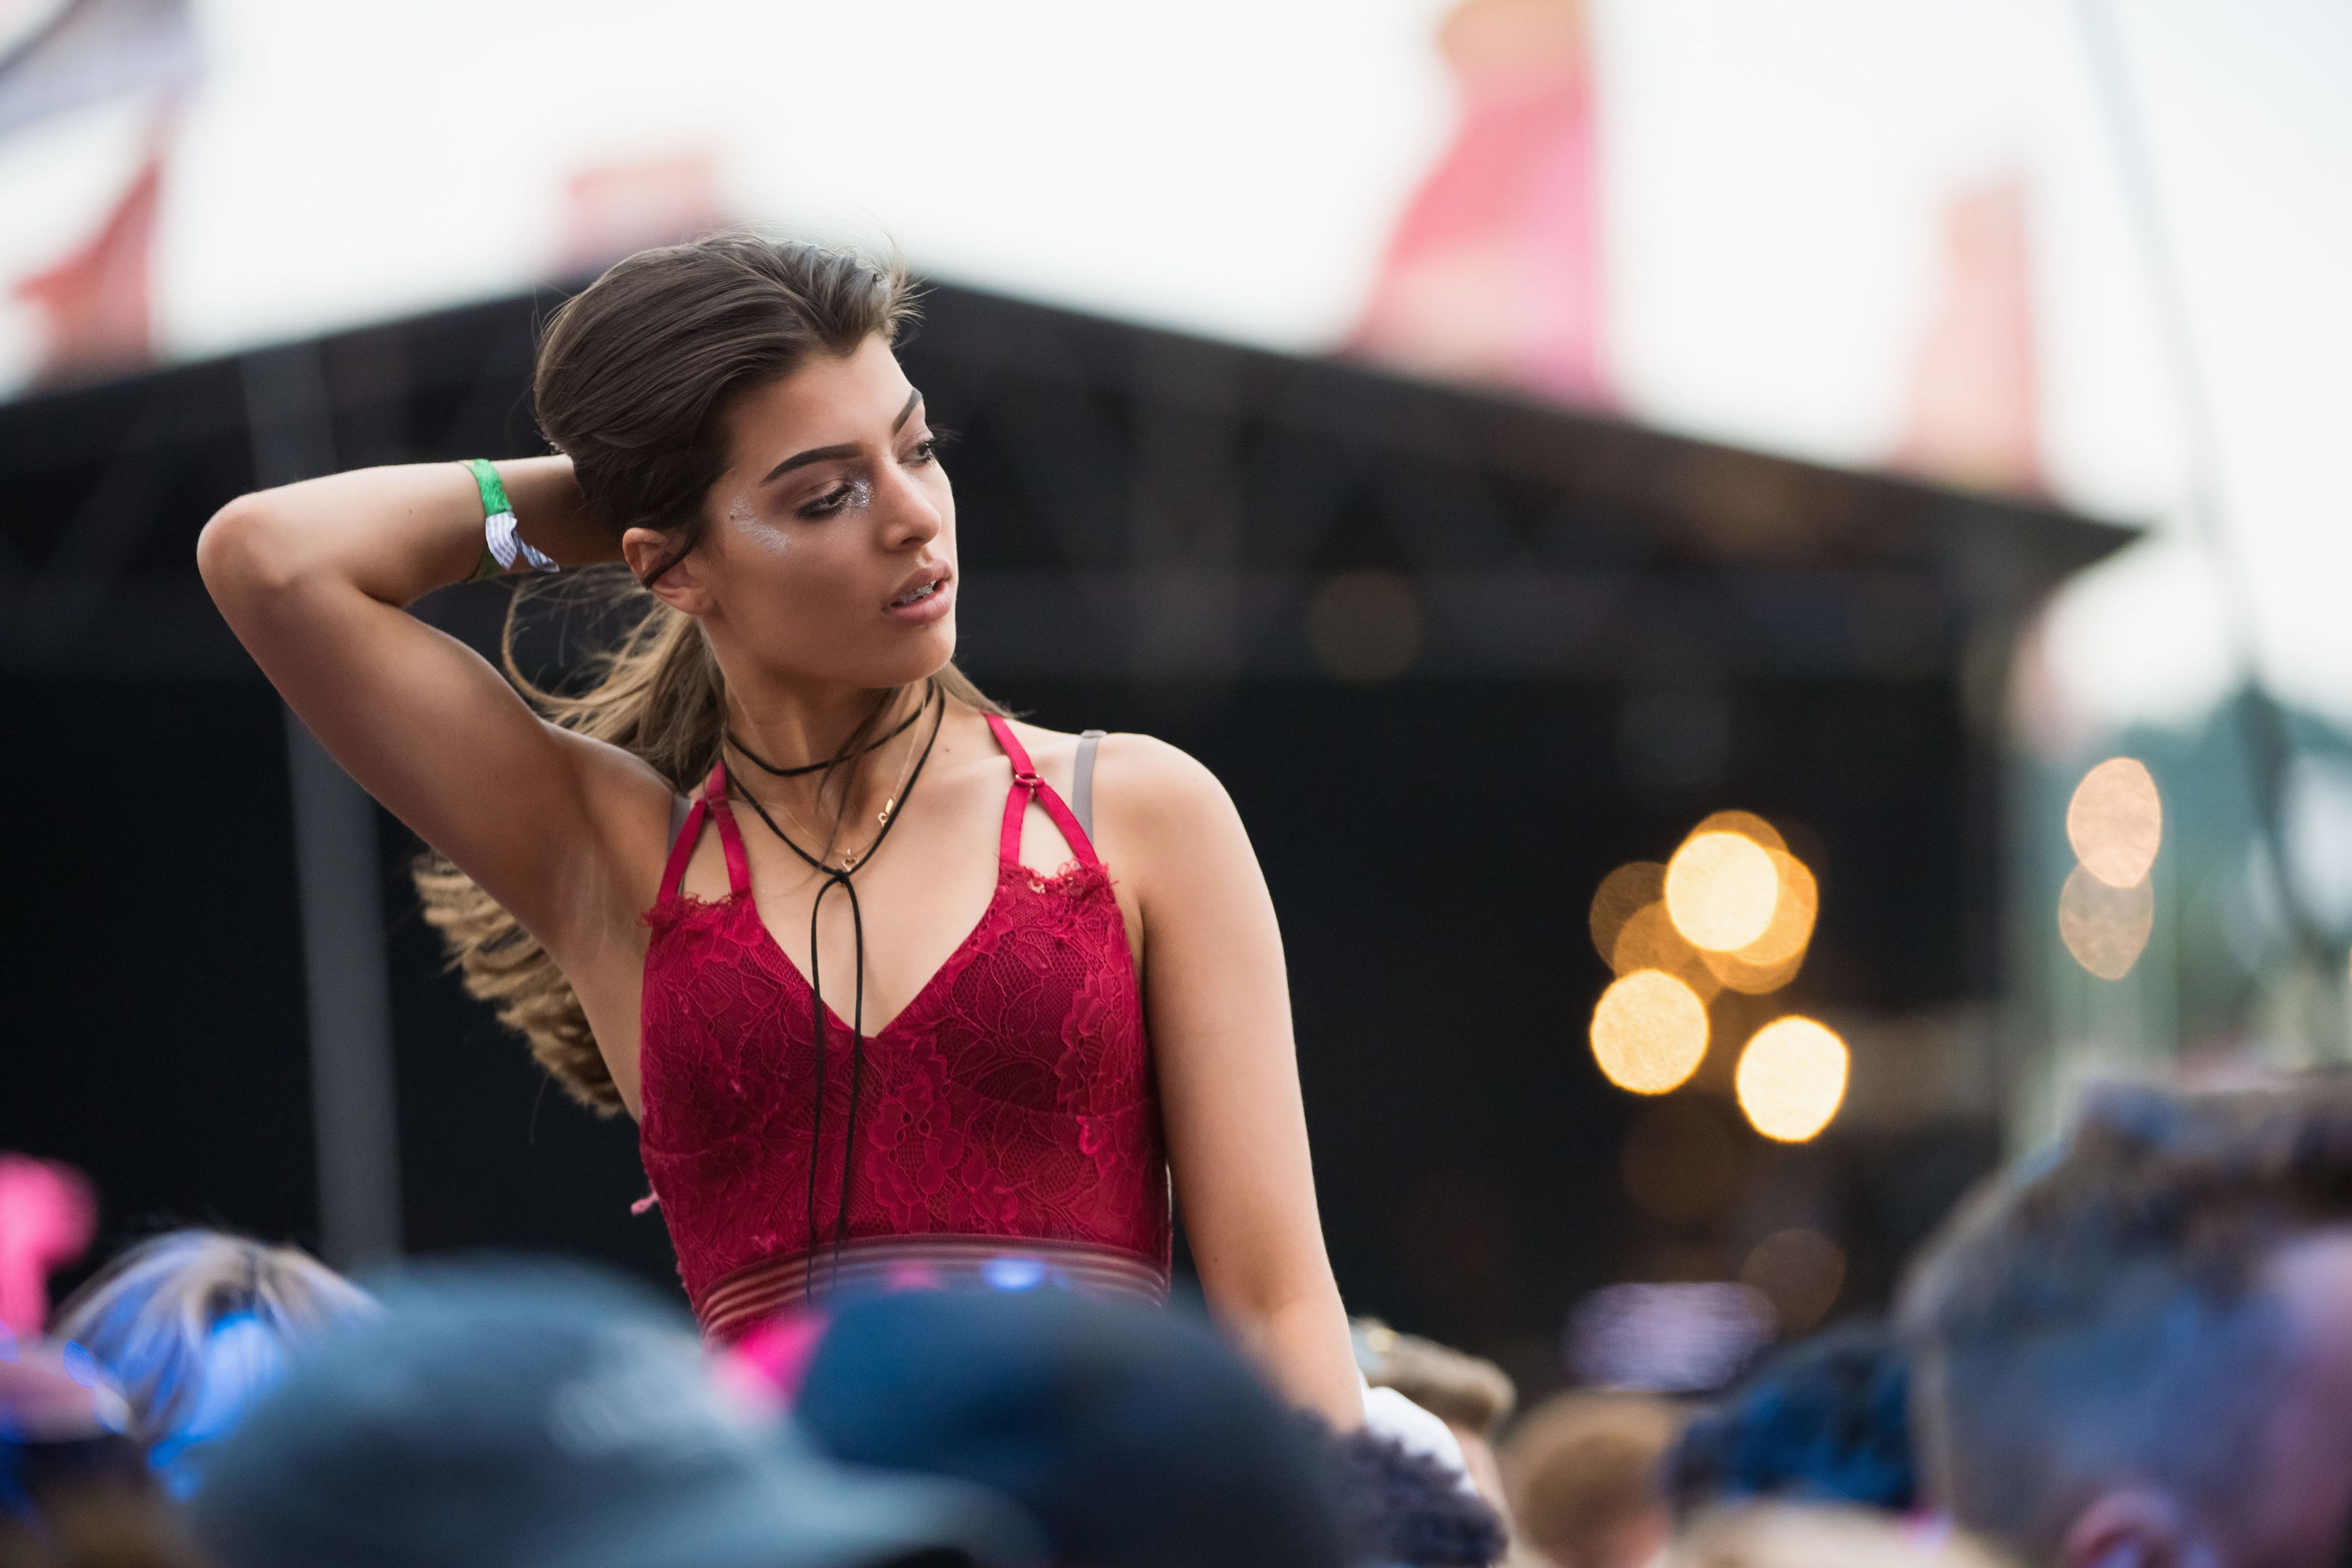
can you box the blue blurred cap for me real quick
[188,1257,1041,1568]
[795,1289,1345,1568]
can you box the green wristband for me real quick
[465,457,514,519]
[462,459,556,580]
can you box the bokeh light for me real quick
[1589,861,1667,968]
[1703,944,1807,996]
[1734,1016,1848,1141]
[1740,1228,1847,1332]
[1703,849,1818,992]
[1740,851,1818,965]
[1691,810,1787,854]
[1304,568,1424,684]
[1591,971,1711,1095]
[1612,903,1725,1002]
[2067,756,2163,889]
[1595,821,1817,998]
[2058,862,2155,979]
[1620,1096,1743,1225]
[1665,831,1781,952]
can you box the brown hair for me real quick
[1898,1078,2352,1559]
[1500,1390,1682,1568]
[416,234,1000,1113]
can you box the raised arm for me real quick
[196,458,664,956]
[1105,736,1366,1426]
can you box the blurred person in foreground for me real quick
[1663,1503,2014,1568]
[1354,1318,1539,1563]
[1355,1317,1516,1490]
[1665,1321,1914,1519]
[188,1258,1039,1568]
[1900,1079,2352,1568]
[1500,1390,1682,1568]
[51,1230,372,1497]
[0,1342,211,1568]
[783,1288,1503,1568]
[197,232,1363,1424]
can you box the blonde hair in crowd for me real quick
[51,1230,373,1461]
[412,236,1002,1113]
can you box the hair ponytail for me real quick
[415,234,1000,1115]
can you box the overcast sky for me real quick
[2,0,2345,735]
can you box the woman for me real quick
[197,234,1362,1423]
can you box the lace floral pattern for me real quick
[639,854,1170,1320]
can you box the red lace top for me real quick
[637,715,1171,1342]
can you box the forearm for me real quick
[1215,1279,1366,1429]
[198,456,617,616]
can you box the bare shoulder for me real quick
[1090,732,1229,822]
[1012,723,1234,834]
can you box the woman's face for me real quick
[640,334,957,694]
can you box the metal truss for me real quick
[0,281,2128,687]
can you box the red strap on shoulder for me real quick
[659,796,710,901]
[702,763,754,897]
[985,715,1103,872]
[985,713,1036,777]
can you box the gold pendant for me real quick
[878,797,896,825]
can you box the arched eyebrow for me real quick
[760,391,926,484]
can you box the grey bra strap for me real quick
[668,791,693,855]
[1074,730,1106,844]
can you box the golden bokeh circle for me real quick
[1590,971,1711,1095]
[2057,862,2155,979]
[2067,757,2163,889]
[1703,943,1808,996]
[1665,832,1781,952]
[1589,861,1667,968]
[1741,851,1818,965]
[1612,903,1725,1001]
[1735,1016,1848,1141]
[1691,810,1788,854]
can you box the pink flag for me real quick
[15,147,163,385]
[1892,179,2046,497]
[1349,0,1610,407]
[0,1153,97,1339]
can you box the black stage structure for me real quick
[0,282,2127,1389]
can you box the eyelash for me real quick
[796,430,955,518]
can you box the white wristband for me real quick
[486,508,559,574]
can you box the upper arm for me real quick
[1103,736,1336,1313]
[198,495,663,950]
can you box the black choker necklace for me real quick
[727,695,927,778]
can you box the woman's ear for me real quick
[621,527,712,616]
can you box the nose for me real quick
[875,457,944,552]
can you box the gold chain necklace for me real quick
[740,696,924,872]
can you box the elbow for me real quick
[1199,1254,1342,1329]
[197,494,299,600]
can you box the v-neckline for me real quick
[735,867,1013,1044]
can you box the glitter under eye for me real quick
[799,477,871,518]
